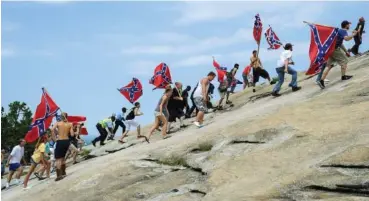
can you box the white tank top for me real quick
[193,80,209,98]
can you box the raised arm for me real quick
[51,123,58,141]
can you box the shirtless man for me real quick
[51,112,74,181]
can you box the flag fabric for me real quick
[118,78,143,104]
[25,88,59,143]
[305,23,339,75]
[149,62,172,90]
[67,116,86,122]
[212,57,227,82]
[265,25,283,50]
[253,14,263,44]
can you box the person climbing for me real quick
[318,20,357,89]
[6,139,27,189]
[251,50,276,92]
[65,123,81,164]
[193,71,216,127]
[119,102,148,143]
[225,63,239,104]
[186,83,199,118]
[167,82,186,133]
[242,65,252,90]
[92,116,115,147]
[108,107,127,140]
[34,134,53,180]
[349,17,365,56]
[217,78,229,110]
[51,112,74,181]
[148,87,172,140]
[182,85,191,117]
[272,43,301,97]
[23,135,48,189]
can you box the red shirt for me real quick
[243,65,251,75]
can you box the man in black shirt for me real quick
[182,86,191,116]
[349,17,365,56]
[167,82,186,132]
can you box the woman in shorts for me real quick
[23,135,48,189]
[147,87,172,140]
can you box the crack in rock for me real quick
[105,143,135,154]
[304,185,369,197]
[336,183,369,190]
[140,158,207,175]
[189,189,207,196]
[320,164,369,169]
[230,140,265,144]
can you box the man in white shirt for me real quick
[272,43,301,97]
[6,139,27,188]
[193,71,216,127]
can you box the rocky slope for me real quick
[2,52,369,201]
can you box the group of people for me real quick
[3,113,85,189]
[2,17,365,192]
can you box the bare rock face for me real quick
[2,53,369,201]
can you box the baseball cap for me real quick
[341,20,351,28]
[284,43,293,50]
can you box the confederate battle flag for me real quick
[253,14,263,44]
[149,62,172,90]
[305,22,339,75]
[118,78,143,104]
[25,88,59,143]
[265,25,283,50]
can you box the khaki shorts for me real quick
[327,47,348,67]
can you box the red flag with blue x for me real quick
[118,78,143,104]
[25,88,59,143]
[149,62,172,90]
[265,25,283,50]
[305,23,339,75]
[253,14,263,44]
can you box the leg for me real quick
[46,161,51,178]
[23,164,37,188]
[316,63,327,82]
[7,171,15,186]
[196,111,205,124]
[136,125,141,137]
[148,117,160,140]
[287,66,298,88]
[100,130,108,145]
[15,166,23,180]
[272,68,285,94]
[159,115,168,137]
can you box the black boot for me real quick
[55,169,64,181]
[61,164,66,177]
[92,140,96,147]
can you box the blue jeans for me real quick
[273,66,297,93]
[316,63,327,82]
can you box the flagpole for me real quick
[303,21,335,28]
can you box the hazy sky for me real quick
[2,1,368,141]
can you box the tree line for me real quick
[1,101,35,162]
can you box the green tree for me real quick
[1,101,34,162]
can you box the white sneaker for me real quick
[324,79,330,82]
[5,183,9,189]
[193,121,200,127]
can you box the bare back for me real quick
[56,121,73,140]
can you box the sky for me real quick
[2,1,369,142]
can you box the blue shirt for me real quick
[335,29,348,49]
[116,112,125,121]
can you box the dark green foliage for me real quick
[1,101,34,162]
